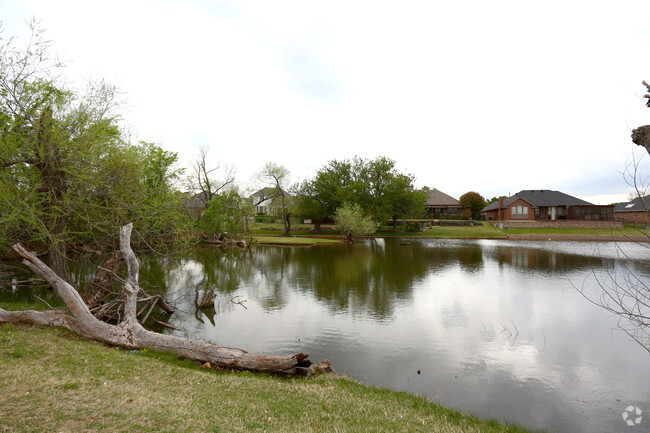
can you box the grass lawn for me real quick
[252,235,343,246]
[377,224,506,238]
[500,224,650,236]
[0,322,540,433]
[251,221,650,240]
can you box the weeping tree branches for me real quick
[0,223,311,374]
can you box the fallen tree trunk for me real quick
[0,223,311,374]
[81,251,124,310]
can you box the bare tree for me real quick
[186,146,235,208]
[622,151,650,228]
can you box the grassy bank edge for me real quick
[0,322,542,433]
[250,222,650,243]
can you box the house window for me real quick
[511,205,528,219]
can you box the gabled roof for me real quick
[185,191,211,209]
[423,188,461,207]
[251,187,278,198]
[614,195,650,212]
[250,187,291,199]
[482,190,593,212]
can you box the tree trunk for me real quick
[36,106,73,287]
[1,223,312,375]
[283,211,291,237]
[81,251,124,309]
[631,125,650,155]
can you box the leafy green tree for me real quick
[333,202,376,243]
[256,162,292,237]
[199,188,252,237]
[485,195,507,206]
[293,179,330,231]
[297,156,424,227]
[0,23,190,281]
[384,173,427,228]
[459,191,486,220]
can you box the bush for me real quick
[334,202,376,242]
[405,222,422,232]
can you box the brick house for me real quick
[424,188,463,218]
[481,190,614,221]
[614,195,650,225]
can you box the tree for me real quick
[459,191,486,220]
[296,156,425,228]
[357,156,425,225]
[0,23,121,282]
[186,146,235,211]
[334,202,376,243]
[256,162,292,237]
[199,187,252,238]
[0,23,190,282]
[384,173,427,229]
[485,195,507,206]
[293,179,329,231]
[294,159,361,230]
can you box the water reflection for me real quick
[2,239,650,433]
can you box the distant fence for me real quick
[494,220,623,229]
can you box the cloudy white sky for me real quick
[4,0,650,203]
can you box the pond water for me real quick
[3,238,650,433]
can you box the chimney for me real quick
[497,197,504,221]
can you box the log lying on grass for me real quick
[0,223,311,375]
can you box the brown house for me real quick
[614,195,650,225]
[424,189,463,218]
[481,190,613,221]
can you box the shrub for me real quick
[405,222,422,232]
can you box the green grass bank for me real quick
[0,322,540,433]
[250,221,649,243]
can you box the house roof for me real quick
[250,187,292,200]
[614,195,650,212]
[482,190,593,212]
[184,191,211,209]
[251,187,278,198]
[423,189,461,207]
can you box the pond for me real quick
[3,238,650,433]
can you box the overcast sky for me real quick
[4,0,650,203]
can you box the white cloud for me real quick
[5,0,650,203]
